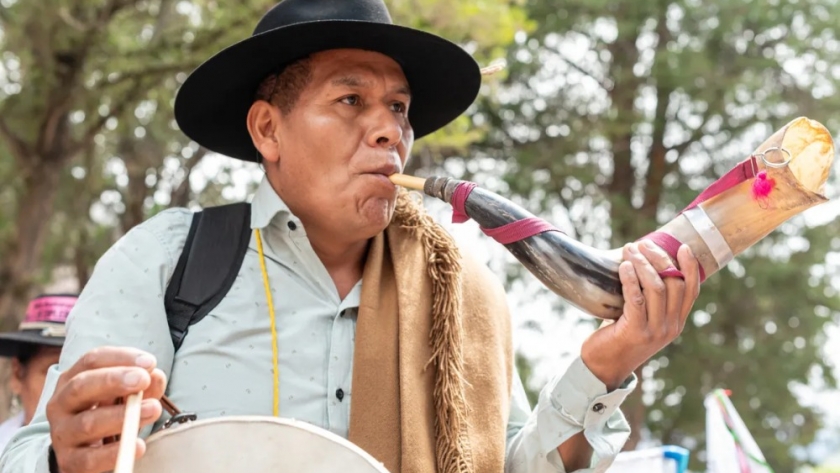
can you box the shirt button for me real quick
[287,221,297,231]
[592,402,606,414]
[340,310,346,317]
[336,388,345,402]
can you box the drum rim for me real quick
[144,415,388,471]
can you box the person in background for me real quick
[0,294,77,452]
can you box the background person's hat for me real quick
[174,0,482,162]
[0,294,77,357]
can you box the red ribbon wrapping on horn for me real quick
[449,155,765,283]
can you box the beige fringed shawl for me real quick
[348,191,514,473]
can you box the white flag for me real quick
[705,389,773,473]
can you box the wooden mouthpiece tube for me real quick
[388,173,426,191]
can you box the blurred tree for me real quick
[476,0,840,470]
[515,351,541,406]
[0,0,271,325]
[0,0,278,417]
[0,0,526,420]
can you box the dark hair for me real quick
[252,57,314,164]
[254,57,313,115]
[15,344,43,367]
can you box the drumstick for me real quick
[388,173,426,191]
[114,391,143,473]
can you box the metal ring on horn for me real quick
[755,147,792,168]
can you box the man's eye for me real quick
[392,102,407,113]
[340,95,360,105]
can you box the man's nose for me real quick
[366,107,403,148]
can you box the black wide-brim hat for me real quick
[0,331,64,358]
[174,0,482,162]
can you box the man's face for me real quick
[262,49,413,242]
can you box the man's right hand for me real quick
[46,347,167,473]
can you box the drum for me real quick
[133,416,391,473]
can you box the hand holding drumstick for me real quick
[45,347,166,473]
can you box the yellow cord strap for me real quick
[254,228,280,417]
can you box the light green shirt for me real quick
[0,176,636,473]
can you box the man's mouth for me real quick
[368,162,401,177]
[366,173,397,189]
[363,162,402,189]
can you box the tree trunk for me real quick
[169,148,207,208]
[74,229,93,288]
[0,164,63,322]
[0,163,62,420]
[605,9,643,242]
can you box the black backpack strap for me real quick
[164,202,252,351]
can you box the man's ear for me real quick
[247,100,283,164]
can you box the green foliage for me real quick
[655,222,840,470]
[0,0,284,304]
[516,351,541,407]
[0,0,525,292]
[390,0,534,156]
[475,0,840,470]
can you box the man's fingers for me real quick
[143,369,167,401]
[637,239,675,268]
[676,244,701,327]
[61,347,157,384]
[55,439,146,473]
[638,241,685,334]
[618,259,646,324]
[54,367,152,414]
[58,399,161,447]
[624,243,667,326]
[46,347,160,472]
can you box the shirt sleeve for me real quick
[0,208,193,473]
[505,356,638,473]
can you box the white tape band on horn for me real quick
[683,206,734,270]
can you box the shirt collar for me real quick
[250,175,300,230]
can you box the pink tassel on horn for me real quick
[751,171,775,201]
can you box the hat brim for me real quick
[174,20,481,162]
[0,331,64,358]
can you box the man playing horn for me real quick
[0,1,700,472]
